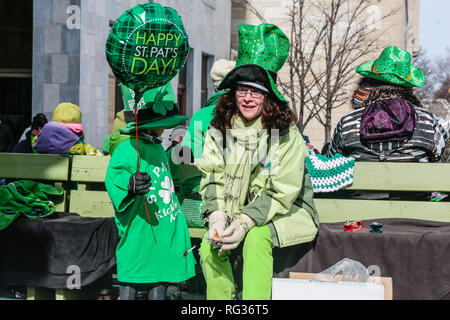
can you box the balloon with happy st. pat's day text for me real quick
[106,3,189,94]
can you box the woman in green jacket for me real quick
[198,23,319,300]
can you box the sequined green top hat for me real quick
[218,24,290,103]
[105,3,190,94]
[356,46,425,88]
[119,82,188,134]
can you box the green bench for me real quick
[1,152,450,300]
[0,153,70,300]
[315,161,450,223]
[0,153,70,213]
[4,154,448,224]
[68,156,208,238]
[69,155,113,218]
[31,156,450,231]
[177,161,450,225]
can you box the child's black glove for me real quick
[128,172,151,196]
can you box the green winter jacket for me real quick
[199,123,319,248]
[180,90,226,161]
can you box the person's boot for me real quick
[119,285,137,300]
[98,288,112,300]
[136,290,148,300]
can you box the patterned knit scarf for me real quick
[305,152,355,193]
[352,82,396,108]
[223,115,268,223]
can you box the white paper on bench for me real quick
[271,278,385,300]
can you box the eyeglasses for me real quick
[235,88,265,99]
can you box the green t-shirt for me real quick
[105,138,196,284]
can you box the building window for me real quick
[178,61,187,116]
[0,0,33,144]
[107,21,125,133]
[108,68,124,133]
[201,53,214,107]
[0,1,32,71]
[178,47,194,116]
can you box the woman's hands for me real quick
[207,210,227,247]
[218,214,255,255]
[208,211,256,255]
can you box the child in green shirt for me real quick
[105,83,196,300]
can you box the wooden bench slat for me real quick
[316,198,450,223]
[69,190,114,218]
[71,156,110,183]
[346,162,450,192]
[189,227,207,239]
[0,153,70,181]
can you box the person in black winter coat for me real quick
[11,113,48,153]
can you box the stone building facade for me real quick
[1,0,231,150]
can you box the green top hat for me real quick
[105,3,190,93]
[356,46,425,87]
[218,24,290,103]
[119,82,188,133]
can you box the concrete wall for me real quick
[32,0,109,148]
[156,0,232,117]
[32,0,81,125]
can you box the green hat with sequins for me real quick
[218,24,290,103]
[356,46,425,87]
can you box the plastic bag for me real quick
[315,258,370,282]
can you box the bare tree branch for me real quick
[235,0,399,144]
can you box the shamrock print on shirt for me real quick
[159,176,175,204]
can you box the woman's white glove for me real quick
[207,210,227,246]
[218,214,255,255]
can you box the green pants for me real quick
[198,225,274,300]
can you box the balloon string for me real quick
[135,111,152,226]
[135,111,141,172]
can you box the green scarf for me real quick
[223,115,269,222]
[0,180,63,230]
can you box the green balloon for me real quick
[106,3,189,93]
